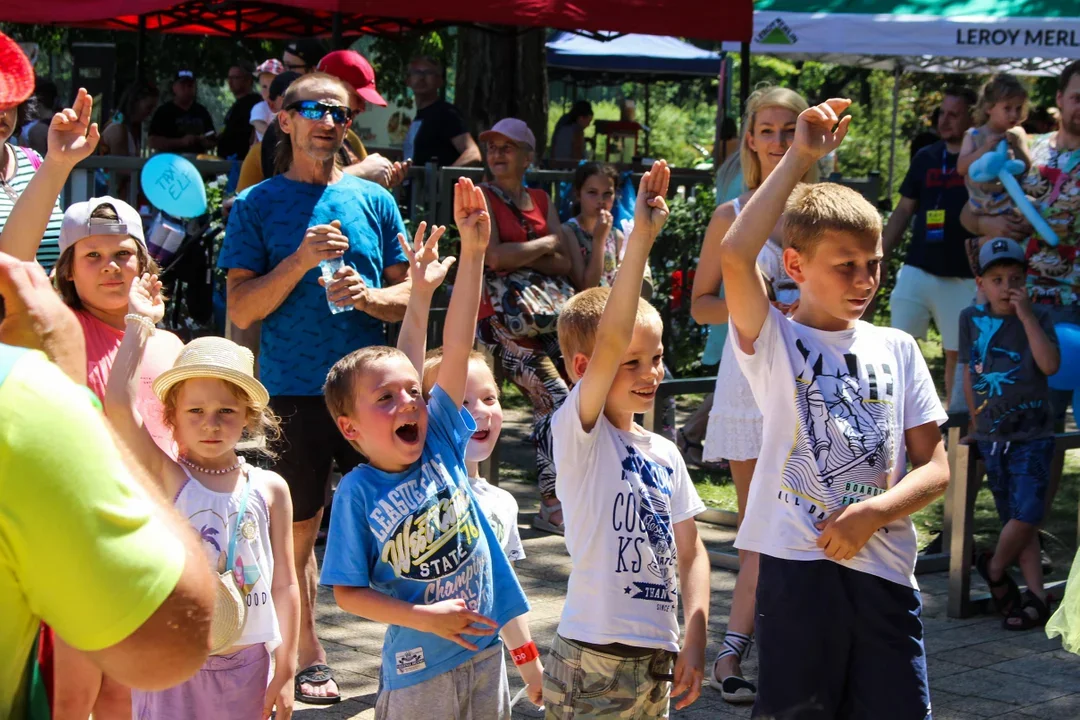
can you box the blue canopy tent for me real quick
[546,31,726,160]
[547,31,724,82]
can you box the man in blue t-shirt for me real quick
[881,85,978,405]
[218,71,410,704]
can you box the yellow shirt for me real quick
[0,349,185,717]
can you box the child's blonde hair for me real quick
[975,73,1029,126]
[783,183,882,256]
[323,345,412,423]
[421,347,494,399]
[740,86,820,190]
[557,287,663,368]
[161,379,281,459]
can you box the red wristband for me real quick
[510,641,540,666]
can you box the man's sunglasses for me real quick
[286,100,354,124]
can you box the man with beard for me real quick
[963,61,1080,413]
[217,72,411,705]
[881,86,978,405]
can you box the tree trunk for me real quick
[455,26,549,157]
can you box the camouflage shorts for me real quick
[542,634,673,720]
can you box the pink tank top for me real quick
[77,310,184,458]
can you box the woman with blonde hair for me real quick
[690,85,819,704]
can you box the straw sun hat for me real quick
[152,336,269,407]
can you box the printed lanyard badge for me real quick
[926,209,946,242]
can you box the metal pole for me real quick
[332,13,344,50]
[135,14,147,82]
[739,41,750,117]
[644,82,651,157]
[886,62,902,202]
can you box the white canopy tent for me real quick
[723,1,1080,196]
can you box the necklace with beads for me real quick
[178,454,244,475]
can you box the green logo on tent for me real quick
[756,18,797,45]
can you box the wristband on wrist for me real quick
[510,641,540,666]
[82,385,103,413]
[124,313,156,335]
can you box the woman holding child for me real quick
[477,117,577,535]
[690,86,818,704]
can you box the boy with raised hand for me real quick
[719,98,950,719]
[320,178,542,719]
[545,160,710,719]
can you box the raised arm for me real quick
[0,88,99,261]
[1006,127,1033,173]
[395,221,451,375]
[576,161,670,432]
[439,178,491,405]
[722,99,852,350]
[105,274,177,487]
[1013,293,1060,376]
[689,203,735,326]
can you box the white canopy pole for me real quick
[886,62,902,204]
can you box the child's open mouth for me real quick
[472,430,490,442]
[396,423,419,443]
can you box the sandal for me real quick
[710,633,756,704]
[295,664,342,705]
[532,500,565,535]
[1004,590,1052,631]
[976,551,1021,616]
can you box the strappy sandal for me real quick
[1004,590,1052,631]
[295,664,342,705]
[976,551,1021,616]
[710,634,756,704]
[532,500,565,535]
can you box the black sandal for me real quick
[976,551,1021,616]
[1004,590,1052,631]
[295,664,342,705]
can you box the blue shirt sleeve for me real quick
[218,190,269,274]
[320,473,375,587]
[427,385,475,465]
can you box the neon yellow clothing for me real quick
[0,350,185,717]
[1048,548,1080,654]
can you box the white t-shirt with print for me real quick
[552,384,706,651]
[732,306,947,588]
[469,476,525,562]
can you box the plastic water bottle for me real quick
[319,257,354,314]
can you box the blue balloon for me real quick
[140,153,207,219]
[1050,323,1080,391]
[969,140,1058,247]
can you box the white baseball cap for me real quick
[59,196,146,255]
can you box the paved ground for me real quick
[294,470,1080,720]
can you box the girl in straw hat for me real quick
[105,273,299,720]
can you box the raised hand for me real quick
[793,99,852,163]
[633,159,671,239]
[47,88,100,167]
[128,273,165,324]
[397,221,453,298]
[453,177,490,255]
[595,208,614,241]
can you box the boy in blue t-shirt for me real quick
[320,178,540,718]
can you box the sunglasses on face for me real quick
[286,100,354,124]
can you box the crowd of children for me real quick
[6,50,1080,719]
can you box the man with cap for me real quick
[219,69,412,705]
[959,236,1060,631]
[147,69,217,154]
[282,38,327,75]
[402,55,481,167]
[260,50,408,189]
[218,59,261,160]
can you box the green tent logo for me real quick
[756,18,798,45]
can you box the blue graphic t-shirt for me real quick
[958,303,1057,443]
[551,384,705,651]
[217,174,408,396]
[320,386,529,690]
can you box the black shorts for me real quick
[270,395,366,522]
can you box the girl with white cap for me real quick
[106,274,300,719]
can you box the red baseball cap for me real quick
[0,32,34,109]
[317,50,386,107]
